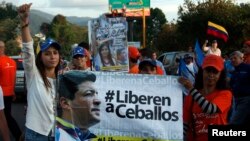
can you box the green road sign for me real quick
[109,0,150,10]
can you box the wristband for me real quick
[21,22,29,29]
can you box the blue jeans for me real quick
[25,127,54,141]
[229,96,250,125]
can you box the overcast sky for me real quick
[3,0,250,22]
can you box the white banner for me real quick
[90,72,183,141]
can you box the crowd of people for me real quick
[0,2,249,141]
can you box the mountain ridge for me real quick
[29,9,92,34]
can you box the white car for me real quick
[10,56,26,100]
[157,51,195,75]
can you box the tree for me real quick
[176,0,250,54]
[133,8,167,49]
[5,39,21,56]
[0,2,18,42]
[156,24,180,53]
[47,14,88,59]
[0,18,19,40]
[146,8,167,48]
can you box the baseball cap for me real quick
[59,71,96,99]
[184,54,193,59]
[40,38,61,52]
[128,46,140,59]
[139,59,157,70]
[202,54,224,71]
[72,46,85,58]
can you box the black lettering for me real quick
[154,106,157,120]
[126,108,135,119]
[162,110,172,121]
[147,96,153,105]
[124,90,128,103]
[158,106,161,120]
[153,96,161,105]
[116,91,124,103]
[162,97,171,106]
[171,111,179,121]
[129,90,138,104]
[138,95,147,104]
[106,103,114,113]
[145,110,153,120]
[135,105,145,119]
[116,104,126,118]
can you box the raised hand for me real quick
[178,76,193,91]
[18,3,32,25]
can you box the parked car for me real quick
[10,56,26,100]
[157,51,194,75]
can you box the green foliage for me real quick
[170,0,250,54]
[0,2,18,41]
[156,24,181,53]
[146,8,167,48]
[47,14,88,59]
[0,18,19,41]
[5,39,21,56]
[132,8,167,49]
[0,2,18,20]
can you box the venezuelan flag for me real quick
[207,21,228,42]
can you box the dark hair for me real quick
[36,46,60,91]
[78,41,89,50]
[99,43,115,66]
[194,67,229,90]
[139,47,153,58]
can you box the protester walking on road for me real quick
[0,40,22,141]
[178,54,232,141]
[18,3,61,141]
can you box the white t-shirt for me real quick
[0,86,4,110]
[204,46,221,56]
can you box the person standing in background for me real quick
[229,51,250,126]
[0,40,22,141]
[203,40,221,56]
[71,46,90,71]
[128,46,140,74]
[152,51,166,75]
[0,85,10,141]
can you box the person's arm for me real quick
[202,40,209,52]
[0,110,10,141]
[178,77,219,114]
[18,3,32,43]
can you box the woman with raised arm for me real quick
[18,3,61,141]
[178,54,232,141]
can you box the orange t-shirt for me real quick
[156,66,164,75]
[129,65,139,74]
[0,56,16,96]
[183,90,232,141]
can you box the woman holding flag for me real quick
[178,54,232,141]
